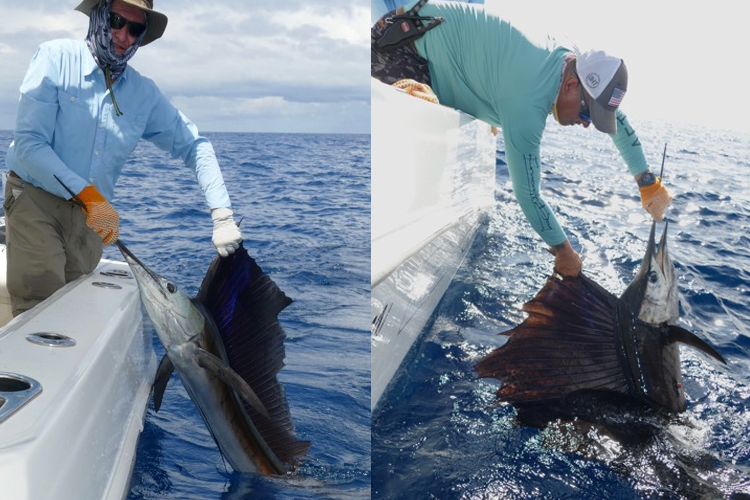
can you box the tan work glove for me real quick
[639,177,672,221]
[392,79,439,104]
[77,185,119,246]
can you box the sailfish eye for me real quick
[167,283,177,293]
[648,271,659,284]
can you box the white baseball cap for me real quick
[576,50,628,134]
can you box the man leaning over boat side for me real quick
[371,0,672,277]
[2,0,242,317]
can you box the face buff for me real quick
[85,0,147,115]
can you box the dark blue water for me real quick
[0,130,371,499]
[372,120,750,499]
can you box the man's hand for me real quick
[77,185,119,246]
[211,208,242,257]
[551,239,582,278]
[638,175,672,221]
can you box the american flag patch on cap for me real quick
[608,87,625,107]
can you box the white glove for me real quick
[211,208,242,257]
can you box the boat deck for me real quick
[0,248,156,500]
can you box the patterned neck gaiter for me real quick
[85,0,147,115]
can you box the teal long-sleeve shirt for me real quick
[411,1,649,246]
[5,39,231,208]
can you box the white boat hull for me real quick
[0,249,156,500]
[371,78,496,410]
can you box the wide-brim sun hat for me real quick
[75,0,168,46]
[576,50,628,135]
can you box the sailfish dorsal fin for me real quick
[196,245,310,465]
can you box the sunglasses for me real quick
[572,70,591,123]
[110,12,147,38]
[578,85,591,123]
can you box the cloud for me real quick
[268,5,370,46]
[172,94,370,133]
[0,0,370,133]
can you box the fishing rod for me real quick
[55,175,129,251]
[54,175,88,211]
[658,143,667,180]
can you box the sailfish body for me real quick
[118,241,309,475]
[476,222,726,428]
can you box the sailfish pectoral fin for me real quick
[153,354,175,412]
[193,347,271,419]
[667,325,727,364]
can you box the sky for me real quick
[0,0,370,134]
[369,0,749,135]
[1,2,747,136]
[483,0,750,135]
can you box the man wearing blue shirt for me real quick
[3,0,242,316]
[372,1,673,277]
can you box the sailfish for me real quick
[476,221,726,434]
[117,241,309,475]
[49,174,308,473]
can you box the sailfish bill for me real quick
[117,241,309,475]
[476,221,726,427]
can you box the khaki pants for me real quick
[3,173,102,316]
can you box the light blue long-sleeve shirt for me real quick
[411,1,649,246]
[5,39,231,208]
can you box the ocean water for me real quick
[372,119,750,499]
[0,130,371,499]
